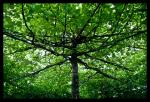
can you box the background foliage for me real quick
[3,3,147,99]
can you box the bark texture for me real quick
[70,54,79,99]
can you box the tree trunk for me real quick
[70,54,79,99]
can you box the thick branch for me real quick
[36,36,73,49]
[76,30,146,56]
[4,30,68,57]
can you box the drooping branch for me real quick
[85,54,132,71]
[4,30,69,57]
[76,58,119,80]
[74,28,145,50]
[76,30,146,56]
[10,59,68,82]
[27,59,68,76]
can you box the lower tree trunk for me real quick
[70,55,79,99]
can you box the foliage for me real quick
[3,3,147,99]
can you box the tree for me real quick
[3,3,147,99]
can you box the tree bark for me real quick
[70,54,79,99]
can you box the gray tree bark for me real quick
[70,54,79,99]
[70,38,79,99]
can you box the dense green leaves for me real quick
[3,3,146,99]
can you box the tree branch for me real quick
[108,30,146,49]
[100,4,127,47]
[76,30,146,56]
[76,58,119,80]
[86,6,103,36]
[112,4,127,34]
[28,59,68,76]
[22,3,34,35]
[10,59,68,81]
[77,3,101,35]
[35,35,73,49]
[127,45,146,50]
[22,3,36,45]
[5,47,33,55]
[49,6,65,27]
[4,30,68,57]
[85,54,133,71]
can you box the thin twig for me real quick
[78,3,101,35]
[21,3,33,34]
[22,3,35,44]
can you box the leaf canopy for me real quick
[3,3,147,99]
